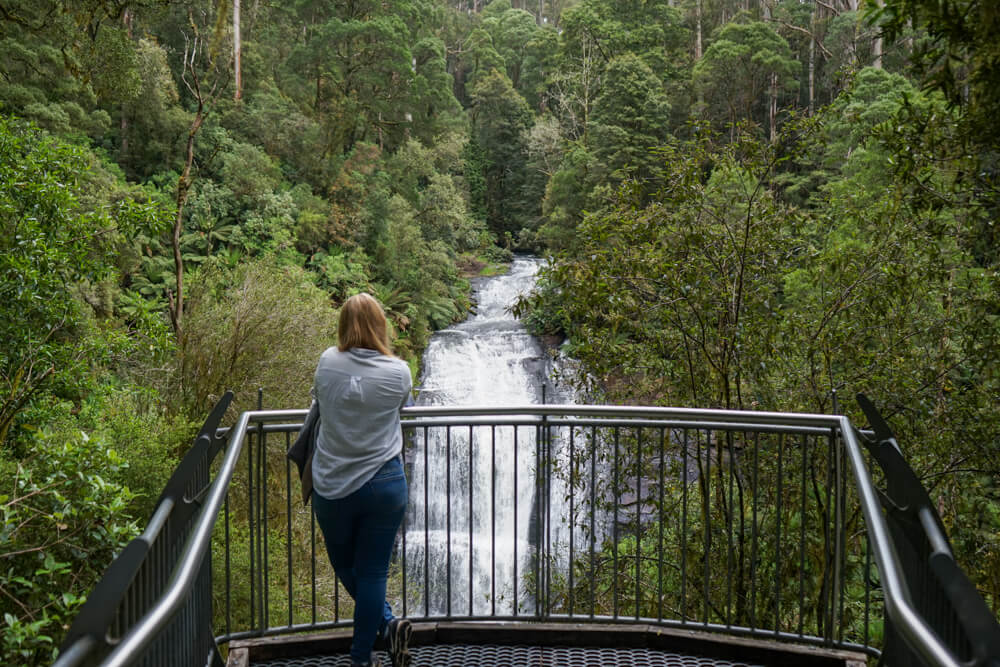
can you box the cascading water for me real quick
[404,257,575,616]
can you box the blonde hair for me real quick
[337,293,393,356]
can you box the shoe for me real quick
[385,617,412,667]
[351,654,381,667]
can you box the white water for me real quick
[403,257,575,616]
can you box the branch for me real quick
[767,19,834,60]
[4,479,62,508]
[813,0,842,14]
[0,524,85,560]
[0,584,33,620]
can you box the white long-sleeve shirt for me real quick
[311,347,412,499]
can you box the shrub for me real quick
[1,432,140,664]
[177,256,339,416]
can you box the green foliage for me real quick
[875,0,1000,147]
[588,53,673,183]
[177,257,339,416]
[71,386,196,518]
[0,1,141,138]
[533,88,1000,606]
[1,431,140,664]
[694,20,799,132]
[3,0,997,646]
[556,441,872,643]
[0,116,160,446]
[285,0,455,154]
[470,69,542,240]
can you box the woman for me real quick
[312,293,413,667]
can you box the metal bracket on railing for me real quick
[154,391,234,530]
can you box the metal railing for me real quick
[855,395,1000,667]
[53,392,234,667]
[55,399,999,666]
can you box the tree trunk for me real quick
[234,0,242,100]
[769,71,777,143]
[808,10,816,115]
[171,106,204,339]
[120,9,132,164]
[695,0,703,60]
[872,0,884,69]
[172,29,219,339]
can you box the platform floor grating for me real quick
[250,644,766,667]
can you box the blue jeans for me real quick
[313,457,407,663]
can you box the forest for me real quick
[1,0,997,663]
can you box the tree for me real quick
[287,0,444,154]
[469,69,539,239]
[0,117,155,446]
[537,129,790,408]
[874,0,1000,263]
[168,6,231,340]
[481,4,543,90]
[875,0,1000,139]
[693,20,799,140]
[0,0,144,137]
[587,53,672,185]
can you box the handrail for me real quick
[839,420,961,667]
[402,403,842,427]
[60,403,977,667]
[98,409,301,667]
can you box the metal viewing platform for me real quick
[53,394,1000,667]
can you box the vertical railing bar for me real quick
[657,426,665,622]
[256,390,264,634]
[248,425,256,632]
[513,426,519,617]
[262,423,270,631]
[798,433,808,637]
[750,431,759,632]
[334,548,340,621]
[833,428,845,643]
[825,430,835,643]
[446,425,452,618]
[534,421,541,619]
[538,382,552,618]
[726,429,734,628]
[225,493,231,637]
[468,424,474,618]
[864,528,872,649]
[680,428,689,625]
[423,425,429,619]
[836,432,847,643]
[569,426,576,617]
[123,553,131,638]
[703,428,711,628]
[613,426,620,620]
[774,431,784,637]
[491,424,496,618]
[401,425,408,619]
[589,424,596,620]
[310,501,316,625]
[286,432,293,628]
[544,416,552,619]
[635,427,642,621]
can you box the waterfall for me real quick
[403,257,575,616]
